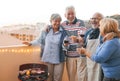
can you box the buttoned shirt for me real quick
[41,29,62,64]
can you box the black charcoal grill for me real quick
[18,63,48,81]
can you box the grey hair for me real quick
[65,5,75,13]
[50,13,62,21]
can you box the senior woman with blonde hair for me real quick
[77,18,120,81]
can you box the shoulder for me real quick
[104,38,119,48]
[76,18,85,27]
[85,28,93,34]
[107,38,119,44]
[61,20,68,26]
[42,25,52,32]
[59,26,67,34]
[84,28,93,39]
[77,19,84,22]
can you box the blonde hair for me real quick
[99,18,119,41]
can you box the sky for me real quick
[0,0,120,27]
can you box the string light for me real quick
[11,49,15,52]
[26,49,30,52]
[0,47,40,53]
[5,49,8,52]
[2,49,4,52]
[20,49,24,52]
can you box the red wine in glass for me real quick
[80,34,84,37]
[64,40,69,43]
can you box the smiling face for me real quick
[90,13,103,28]
[50,13,62,30]
[65,6,76,23]
[51,18,61,29]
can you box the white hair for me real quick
[65,5,75,13]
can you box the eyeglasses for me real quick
[90,18,99,20]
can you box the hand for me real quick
[81,47,86,54]
[76,48,81,54]
[64,42,69,47]
[76,47,86,55]
[70,35,77,43]
[22,42,31,46]
[77,36,84,43]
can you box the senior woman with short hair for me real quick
[23,13,67,81]
[41,13,67,81]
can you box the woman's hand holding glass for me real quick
[63,40,69,46]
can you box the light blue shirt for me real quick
[91,38,120,79]
[41,29,62,64]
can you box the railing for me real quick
[0,45,68,81]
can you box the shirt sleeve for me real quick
[91,40,117,63]
[31,30,47,48]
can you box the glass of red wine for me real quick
[80,34,84,38]
[64,40,69,43]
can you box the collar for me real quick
[66,17,78,25]
[50,25,63,32]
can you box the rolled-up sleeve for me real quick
[91,40,117,63]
